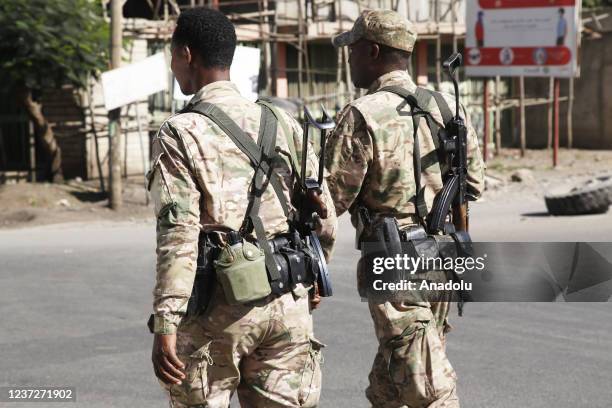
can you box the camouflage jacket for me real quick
[324,70,485,246]
[148,81,337,334]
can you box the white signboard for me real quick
[465,0,580,78]
[173,46,261,101]
[102,53,168,110]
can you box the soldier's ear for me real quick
[183,45,193,66]
[370,43,381,60]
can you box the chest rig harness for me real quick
[180,99,332,315]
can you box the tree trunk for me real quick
[16,86,64,182]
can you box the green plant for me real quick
[584,0,606,9]
[0,0,109,182]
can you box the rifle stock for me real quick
[452,203,468,232]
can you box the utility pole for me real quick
[483,79,489,162]
[109,0,123,210]
[553,78,560,167]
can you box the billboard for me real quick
[465,0,580,78]
[102,53,168,111]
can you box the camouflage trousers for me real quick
[358,262,459,408]
[159,285,324,408]
[365,299,459,408]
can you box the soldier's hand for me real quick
[307,189,328,219]
[310,281,322,310]
[152,333,186,385]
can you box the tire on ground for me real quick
[545,176,612,216]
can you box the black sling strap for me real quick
[378,86,431,222]
[428,90,454,125]
[377,85,456,223]
[182,101,291,282]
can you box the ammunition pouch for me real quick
[269,233,318,295]
[186,232,320,315]
[186,233,220,318]
[358,215,473,308]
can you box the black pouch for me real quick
[285,249,308,286]
[270,252,291,295]
[360,217,408,301]
[186,233,219,318]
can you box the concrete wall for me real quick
[573,32,612,149]
[524,33,612,149]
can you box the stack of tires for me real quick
[545,176,612,216]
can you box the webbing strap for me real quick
[378,86,431,221]
[185,102,289,219]
[184,102,290,281]
[244,105,282,281]
[257,99,301,180]
[427,90,455,126]
[411,111,430,220]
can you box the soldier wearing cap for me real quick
[324,9,485,408]
[149,8,336,407]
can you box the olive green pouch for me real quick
[214,240,271,305]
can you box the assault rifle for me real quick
[428,53,470,234]
[295,105,335,297]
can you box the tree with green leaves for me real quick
[584,0,612,9]
[0,0,109,182]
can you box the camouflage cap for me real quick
[332,9,417,53]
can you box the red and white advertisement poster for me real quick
[465,0,581,78]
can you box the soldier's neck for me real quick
[191,69,231,92]
[365,65,410,89]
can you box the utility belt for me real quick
[356,210,472,312]
[186,230,318,317]
[357,206,472,262]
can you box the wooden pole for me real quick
[451,0,457,53]
[343,46,353,98]
[296,0,304,99]
[519,76,526,157]
[483,79,489,162]
[435,34,442,89]
[123,103,130,179]
[568,77,574,149]
[29,122,36,182]
[87,84,105,192]
[257,0,271,95]
[553,78,560,167]
[268,0,278,96]
[494,75,501,155]
[435,0,441,89]
[109,0,123,210]
[547,77,553,150]
[135,103,149,206]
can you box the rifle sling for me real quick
[183,101,290,282]
[378,86,432,222]
[257,98,302,180]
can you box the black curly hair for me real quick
[172,7,236,69]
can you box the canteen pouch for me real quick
[186,233,220,318]
[214,240,272,305]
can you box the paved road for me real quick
[1,196,611,407]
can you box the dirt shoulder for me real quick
[1,148,610,230]
[481,148,612,201]
[0,177,153,229]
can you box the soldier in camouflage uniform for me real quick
[148,8,337,407]
[325,10,485,408]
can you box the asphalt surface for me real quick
[1,195,612,407]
